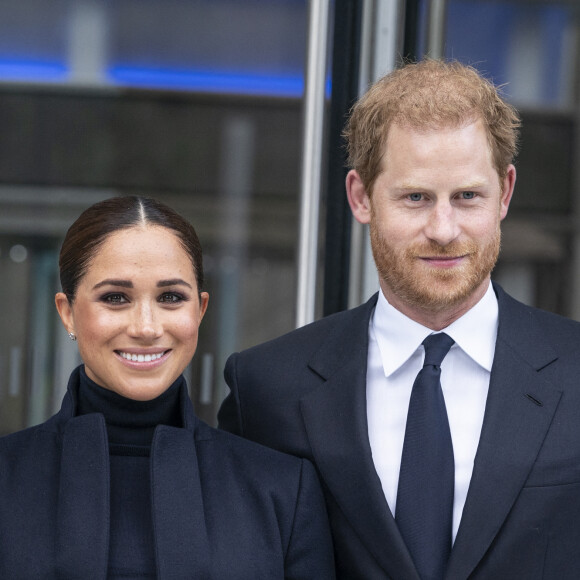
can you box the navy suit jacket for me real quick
[0,367,335,579]
[219,284,580,579]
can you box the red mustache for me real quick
[408,240,478,259]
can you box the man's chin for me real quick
[405,287,477,313]
[383,269,490,313]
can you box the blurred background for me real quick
[0,0,578,433]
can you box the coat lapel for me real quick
[300,294,419,580]
[151,424,211,580]
[56,414,110,580]
[446,287,563,579]
[55,375,211,580]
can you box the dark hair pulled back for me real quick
[59,196,204,302]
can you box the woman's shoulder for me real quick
[0,419,59,449]
[0,420,63,490]
[0,401,68,454]
[196,418,302,461]
[193,418,313,485]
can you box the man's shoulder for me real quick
[497,284,580,323]
[221,294,378,407]
[237,293,379,360]
[496,283,580,346]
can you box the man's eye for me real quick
[462,191,475,199]
[409,193,423,202]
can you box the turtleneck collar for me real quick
[77,366,184,450]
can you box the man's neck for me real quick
[379,278,491,331]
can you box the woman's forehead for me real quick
[84,226,196,283]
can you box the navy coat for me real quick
[219,284,580,579]
[0,368,335,579]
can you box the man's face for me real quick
[348,119,515,322]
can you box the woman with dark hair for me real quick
[0,196,335,579]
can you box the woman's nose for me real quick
[127,303,163,340]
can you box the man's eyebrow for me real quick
[157,279,193,289]
[92,279,133,290]
[456,181,486,190]
[397,180,487,191]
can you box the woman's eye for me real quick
[462,191,475,199]
[409,193,423,202]
[102,293,127,304]
[159,292,185,304]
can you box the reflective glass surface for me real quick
[0,0,307,433]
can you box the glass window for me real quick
[0,0,308,434]
[446,0,577,109]
[445,0,579,316]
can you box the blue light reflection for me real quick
[108,65,304,97]
[0,59,69,82]
[0,58,309,98]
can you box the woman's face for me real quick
[55,225,209,401]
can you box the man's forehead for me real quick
[386,116,483,140]
[377,119,498,182]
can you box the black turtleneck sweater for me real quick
[77,367,183,579]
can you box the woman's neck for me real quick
[77,366,183,447]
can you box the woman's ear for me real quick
[55,292,75,335]
[199,292,209,321]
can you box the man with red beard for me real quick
[219,60,580,580]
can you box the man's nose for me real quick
[423,201,460,247]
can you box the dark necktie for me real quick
[395,332,455,580]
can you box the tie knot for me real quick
[422,333,454,368]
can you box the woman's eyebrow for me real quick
[92,279,133,290]
[157,279,193,289]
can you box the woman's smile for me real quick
[117,350,167,363]
[56,225,209,401]
[116,349,171,367]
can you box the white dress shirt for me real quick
[366,282,498,541]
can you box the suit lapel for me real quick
[446,287,562,579]
[151,425,211,580]
[56,414,110,580]
[300,294,419,580]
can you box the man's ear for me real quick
[500,164,516,221]
[55,292,75,335]
[346,169,372,224]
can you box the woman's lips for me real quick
[118,351,165,362]
[115,349,171,367]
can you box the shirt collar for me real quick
[372,282,498,377]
